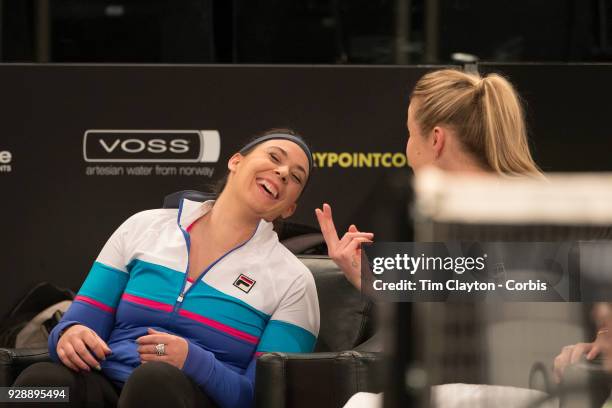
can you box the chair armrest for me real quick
[0,348,51,386]
[354,331,383,353]
[255,351,384,408]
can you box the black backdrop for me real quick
[1,63,612,319]
[479,63,612,172]
[0,64,433,317]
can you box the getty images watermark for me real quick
[361,242,612,302]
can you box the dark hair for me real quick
[211,128,311,197]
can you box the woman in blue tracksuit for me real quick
[13,130,321,408]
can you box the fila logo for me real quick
[83,130,221,163]
[233,274,256,293]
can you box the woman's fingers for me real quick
[340,237,372,268]
[337,232,374,252]
[140,353,168,362]
[138,344,162,355]
[315,204,373,291]
[553,343,595,383]
[57,347,80,372]
[56,325,111,372]
[319,203,340,245]
[553,346,571,383]
[72,338,101,369]
[337,237,372,290]
[570,343,590,364]
[587,343,601,360]
[82,331,108,361]
[343,237,372,255]
[315,204,340,249]
[95,333,112,355]
[62,342,91,371]
[137,335,166,345]
[315,204,373,256]
[136,333,169,345]
[138,345,153,354]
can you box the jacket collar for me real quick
[177,198,276,246]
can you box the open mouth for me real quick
[256,178,279,200]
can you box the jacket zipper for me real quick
[173,200,259,314]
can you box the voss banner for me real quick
[83,130,221,163]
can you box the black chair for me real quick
[0,348,50,387]
[255,254,383,408]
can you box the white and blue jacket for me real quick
[48,199,320,408]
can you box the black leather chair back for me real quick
[299,256,375,352]
[256,256,382,408]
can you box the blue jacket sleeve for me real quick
[181,273,320,408]
[48,215,135,362]
[182,342,257,408]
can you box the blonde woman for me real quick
[319,68,545,408]
[316,68,542,290]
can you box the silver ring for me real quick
[155,343,166,356]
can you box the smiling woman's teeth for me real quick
[258,180,278,199]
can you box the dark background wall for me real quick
[479,63,612,172]
[0,64,430,318]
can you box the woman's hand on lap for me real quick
[56,324,112,372]
[136,328,189,369]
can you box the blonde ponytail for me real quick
[411,69,542,177]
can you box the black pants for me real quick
[10,361,216,408]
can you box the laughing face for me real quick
[226,139,310,221]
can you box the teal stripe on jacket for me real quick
[79,262,129,308]
[182,281,270,338]
[257,320,317,353]
[125,259,183,305]
[124,259,270,337]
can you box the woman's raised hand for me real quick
[315,203,373,290]
[56,324,112,372]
